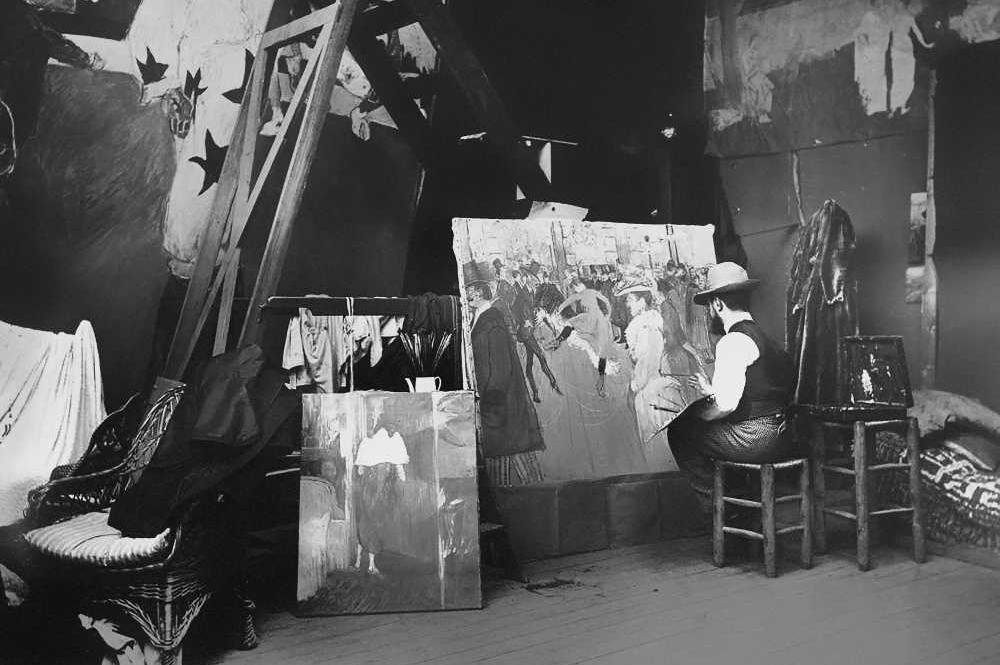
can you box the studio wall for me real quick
[721,133,927,385]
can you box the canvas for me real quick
[297,391,481,615]
[453,218,717,485]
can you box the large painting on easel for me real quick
[453,218,717,485]
[297,391,480,615]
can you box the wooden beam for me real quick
[239,0,366,347]
[162,101,248,380]
[921,69,938,388]
[261,2,341,49]
[400,0,551,200]
[348,29,435,164]
[357,0,416,36]
[213,248,241,356]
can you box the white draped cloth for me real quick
[0,320,106,524]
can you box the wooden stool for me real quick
[811,414,925,571]
[713,458,813,577]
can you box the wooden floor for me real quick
[193,538,1000,665]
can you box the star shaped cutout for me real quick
[136,47,168,85]
[189,130,228,195]
[184,68,208,104]
[223,50,254,104]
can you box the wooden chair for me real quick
[804,335,925,571]
[713,457,813,578]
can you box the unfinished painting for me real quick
[453,218,717,486]
[297,391,480,615]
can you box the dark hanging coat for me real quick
[109,345,299,537]
[786,200,859,405]
[471,304,544,458]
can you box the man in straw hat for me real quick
[667,262,796,519]
[462,261,545,486]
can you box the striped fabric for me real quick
[485,451,545,487]
[24,510,170,568]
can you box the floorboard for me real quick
[190,538,1000,665]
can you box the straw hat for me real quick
[693,262,760,305]
[613,275,657,297]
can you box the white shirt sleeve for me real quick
[710,332,760,415]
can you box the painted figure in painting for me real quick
[463,262,546,486]
[510,269,561,402]
[554,277,616,397]
[618,278,675,443]
[669,263,796,517]
[353,417,409,576]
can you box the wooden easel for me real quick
[161,0,551,380]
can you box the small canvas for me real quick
[297,391,481,615]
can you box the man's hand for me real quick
[687,371,712,395]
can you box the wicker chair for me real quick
[25,388,180,526]
[23,386,234,664]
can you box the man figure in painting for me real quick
[511,269,562,401]
[353,416,409,576]
[492,258,517,330]
[464,261,546,486]
[668,262,796,517]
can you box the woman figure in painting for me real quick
[618,278,685,448]
[554,277,615,395]
[352,416,409,576]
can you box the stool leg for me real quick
[761,464,777,578]
[812,421,827,554]
[854,421,871,571]
[907,417,926,564]
[713,462,725,568]
[800,458,813,569]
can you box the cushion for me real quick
[24,510,171,568]
[943,431,1000,472]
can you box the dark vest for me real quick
[726,320,793,422]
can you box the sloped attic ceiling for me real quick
[29,0,144,40]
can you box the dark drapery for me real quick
[786,200,859,405]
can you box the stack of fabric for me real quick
[0,319,105,525]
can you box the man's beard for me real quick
[708,309,726,336]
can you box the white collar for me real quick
[723,312,754,333]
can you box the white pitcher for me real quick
[405,376,442,393]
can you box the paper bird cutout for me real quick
[189,130,227,195]
[136,47,168,85]
[223,50,254,104]
[184,69,207,104]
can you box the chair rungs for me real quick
[776,494,803,504]
[871,506,914,516]
[869,463,909,471]
[722,526,764,540]
[824,507,858,521]
[723,497,762,508]
[777,525,805,536]
[822,465,856,476]
[824,506,914,520]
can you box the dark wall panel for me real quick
[935,41,1000,412]
[0,66,174,408]
[723,134,926,385]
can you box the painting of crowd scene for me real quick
[297,391,480,615]
[453,218,718,485]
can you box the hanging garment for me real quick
[786,200,859,405]
[282,311,385,392]
[109,345,298,537]
[0,320,106,525]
